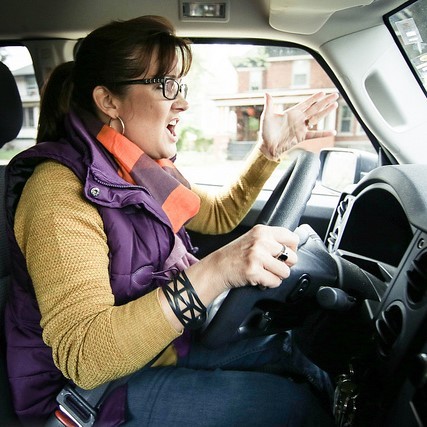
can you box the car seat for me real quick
[0,61,23,426]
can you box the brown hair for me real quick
[37,15,192,143]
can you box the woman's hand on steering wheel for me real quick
[203,224,300,292]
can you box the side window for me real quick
[0,46,39,164]
[386,0,427,95]
[176,43,376,191]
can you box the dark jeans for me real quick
[125,333,334,426]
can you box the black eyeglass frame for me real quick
[111,77,188,100]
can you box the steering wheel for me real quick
[200,150,326,348]
[256,149,320,230]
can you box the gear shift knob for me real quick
[317,286,356,311]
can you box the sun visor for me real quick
[269,0,374,35]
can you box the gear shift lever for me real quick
[317,286,357,311]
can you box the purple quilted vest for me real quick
[4,111,197,426]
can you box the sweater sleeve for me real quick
[14,160,180,389]
[186,148,279,235]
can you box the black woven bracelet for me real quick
[163,271,207,330]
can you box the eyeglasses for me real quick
[111,77,188,100]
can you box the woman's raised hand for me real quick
[258,92,339,161]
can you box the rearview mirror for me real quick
[319,148,378,192]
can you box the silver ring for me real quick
[276,244,289,262]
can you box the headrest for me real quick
[0,62,23,147]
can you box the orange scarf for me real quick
[96,125,200,233]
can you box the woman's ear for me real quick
[92,86,119,119]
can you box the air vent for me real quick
[407,251,427,306]
[327,227,338,249]
[337,197,350,217]
[327,197,350,251]
[376,303,403,358]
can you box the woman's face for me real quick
[114,61,189,160]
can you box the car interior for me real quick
[1,0,427,426]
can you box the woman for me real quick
[5,15,338,426]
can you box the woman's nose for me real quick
[173,95,189,111]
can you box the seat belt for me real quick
[45,351,165,427]
[45,379,124,427]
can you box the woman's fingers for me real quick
[294,91,326,111]
[305,128,337,140]
[259,91,339,157]
[223,224,300,289]
[303,93,338,126]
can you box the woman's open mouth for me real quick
[167,119,178,138]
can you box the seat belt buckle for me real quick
[55,384,97,427]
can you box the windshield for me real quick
[176,43,374,191]
[1,43,376,192]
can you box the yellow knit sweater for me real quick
[14,148,278,389]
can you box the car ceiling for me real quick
[1,0,405,49]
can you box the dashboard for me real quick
[324,164,427,426]
[196,162,427,426]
